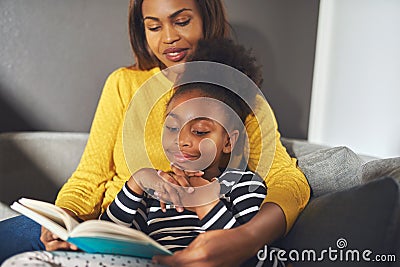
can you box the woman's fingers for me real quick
[40,227,78,251]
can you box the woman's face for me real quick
[142,0,204,68]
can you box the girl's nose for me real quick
[178,127,191,148]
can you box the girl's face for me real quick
[162,91,238,180]
[142,0,204,68]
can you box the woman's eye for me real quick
[147,25,161,32]
[175,19,190,27]
[166,126,179,132]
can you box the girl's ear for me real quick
[223,130,239,153]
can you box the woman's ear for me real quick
[223,130,239,153]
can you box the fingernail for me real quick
[178,207,184,212]
[187,187,194,193]
[162,208,166,213]
[154,191,160,197]
[157,170,162,176]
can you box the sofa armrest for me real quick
[276,176,400,266]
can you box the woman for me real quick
[0,0,310,266]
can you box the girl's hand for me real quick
[170,163,204,178]
[156,170,193,212]
[156,164,203,212]
[130,168,194,212]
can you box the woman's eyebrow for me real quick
[143,8,192,22]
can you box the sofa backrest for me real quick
[0,132,88,204]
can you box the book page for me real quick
[18,198,80,232]
[10,201,69,240]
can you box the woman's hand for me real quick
[40,208,80,251]
[153,228,251,267]
[40,227,79,251]
[153,202,286,267]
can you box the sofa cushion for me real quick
[361,157,400,183]
[280,138,398,197]
[277,176,400,267]
[299,146,364,197]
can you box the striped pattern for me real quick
[100,169,266,252]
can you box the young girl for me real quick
[101,82,267,253]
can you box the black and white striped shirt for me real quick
[100,169,266,252]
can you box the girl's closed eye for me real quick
[191,128,210,136]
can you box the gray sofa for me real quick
[0,132,399,266]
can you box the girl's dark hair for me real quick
[170,84,251,132]
[128,0,231,70]
[188,38,263,88]
[169,38,263,130]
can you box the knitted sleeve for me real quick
[245,94,311,233]
[55,68,154,219]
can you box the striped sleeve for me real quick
[199,170,266,231]
[228,171,266,224]
[99,182,148,232]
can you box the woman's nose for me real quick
[162,25,180,44]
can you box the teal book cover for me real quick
[68,237,172,259]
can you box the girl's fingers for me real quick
[157,170,179,185]
[155,190,184,213]
[159,169,194,193]
[170,163,204,177]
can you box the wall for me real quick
[0,1,319,139]
[309,0,400,158]
[0,0,132,132]
[226,0,319,139]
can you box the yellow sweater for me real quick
[55,67,310,231]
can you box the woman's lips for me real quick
[163,48,188,62]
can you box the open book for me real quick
[11,198,172,259]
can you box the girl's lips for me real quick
[163,48,189,62]
[171,152,197,163]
